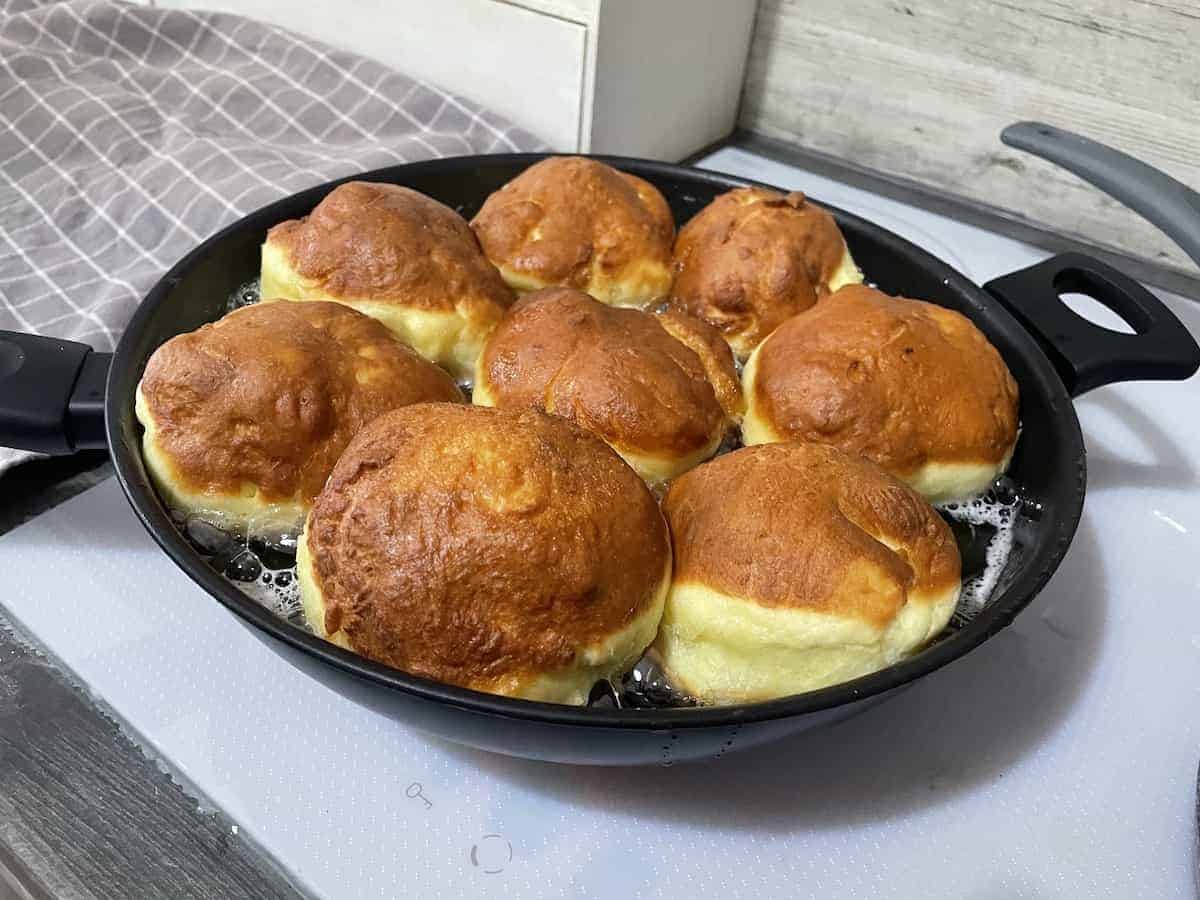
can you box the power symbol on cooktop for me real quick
[470,834,512,874]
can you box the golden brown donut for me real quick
[742,284,1019,502]
[260,181,514,379]
[656,307,746,423]
[473,288,741,484]
[470,157,674,307]
[669,186,862,359]
[297,404,671,704]
[655,442,961,704]
[135,300,462,533]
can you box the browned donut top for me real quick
[479,288,737,457]
[669,187,850,355]
[138,300,462,503]
[470,157,674,294]
[752,284,1019,475]
[264,180,514,313]
[656,307,746,421]
[305,403,670,690]
[663,443,961,626]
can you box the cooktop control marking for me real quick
[470,834,512,874]
[404,782,433,810]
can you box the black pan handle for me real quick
[982,122,1200,397]
[0,331,110,454]
[984,253,1199,396]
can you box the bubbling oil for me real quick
[176,510,306,627]
[228,277,261,312]
[937,475,1027,626]
[179,470,1032,708]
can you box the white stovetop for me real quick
[3,147,1200,900]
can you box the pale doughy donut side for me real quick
[828,246,865,294]
[654,443,961,705]
[656,578,959,704]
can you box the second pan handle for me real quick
[1002,122,1200,271]
[0,331,109,454]
[984,253,1199,396]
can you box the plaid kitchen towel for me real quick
[0,0,543,473]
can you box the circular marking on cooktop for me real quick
[470,833,513,874]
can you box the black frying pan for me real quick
[2,123,1198,765]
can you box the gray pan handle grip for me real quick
[1001,121,1200,269]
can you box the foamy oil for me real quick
[175,510,306,628]
[179,469,1034,708]
[227,278,261,312]
[936,475,1032,627]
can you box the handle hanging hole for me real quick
[1057,293,1137,335]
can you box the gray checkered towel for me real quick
[0,0,543,472]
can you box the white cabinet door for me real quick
[155,0,587,149]
[150,0,757,158]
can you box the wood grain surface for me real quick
[740,0,1200,281]
[0,613,307,899]
[0,462,307,900]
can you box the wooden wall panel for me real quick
[740,0,1200,278]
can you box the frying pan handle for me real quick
[983,253,1200,396]
[0,331,109,454]
[985,121,1200,396]
[1001,122,1200,270]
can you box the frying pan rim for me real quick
[105,152,1086,731]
